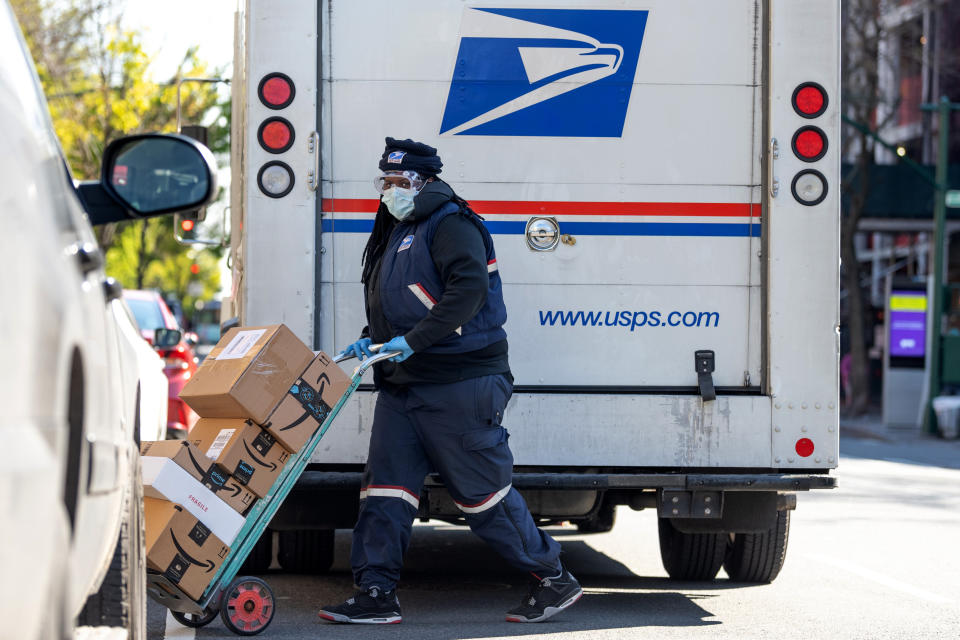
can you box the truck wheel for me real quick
[77,456,146,639]
[658,518,726,581]
[577,502,616,533]
[241,530,274,573]
[277,529,335,574]
[724,510,790,583]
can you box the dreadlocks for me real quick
[361,202,397,286]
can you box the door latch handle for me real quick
[695,350,716,401]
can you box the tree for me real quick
[11,0,229,326]
[840,0,921,414]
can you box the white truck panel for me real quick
[766,1,840,468]
[313,391,773,468]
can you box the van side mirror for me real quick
[78,133,218,225]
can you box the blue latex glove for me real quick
[382,336,414,362]
[340,337,373,361]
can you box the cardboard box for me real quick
[189,418,291,498]
[261,351,352,453]
[140,441,257,515]
[144,497,230,601]
[141,456,245,544]
[179,324,315,423]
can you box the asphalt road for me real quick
[148,433,960,639]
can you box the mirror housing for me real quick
[79,133,218,225]
[153,328,183,349]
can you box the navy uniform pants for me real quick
[351,373,562,591]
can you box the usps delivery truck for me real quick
[224,0,839,583]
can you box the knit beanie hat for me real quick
[378,137,443,177]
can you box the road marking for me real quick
[164,609,196,638]
[803,553,954,605]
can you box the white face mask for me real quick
[382,186,417,220]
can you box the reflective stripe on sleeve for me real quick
[454,484,512,514]
[360,485,420,509]
[407,282,462,335]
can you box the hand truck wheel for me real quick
[220,576,276,636]
[171,607,218,628]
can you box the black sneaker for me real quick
[505,567,582,623]
[318,586,402,624]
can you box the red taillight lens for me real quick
[258,117,295,153]
[259,73,295,109]
[792,82,827,118]
[792,126,827,161]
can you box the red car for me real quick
[122,290,199,438]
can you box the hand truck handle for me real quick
[333,343,402,375]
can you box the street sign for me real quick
[946,190,960,208]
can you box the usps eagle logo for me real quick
[439,8,648,137]
[387,151,406,163]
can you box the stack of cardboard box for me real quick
[141,324,351,600]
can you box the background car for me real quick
[114,299,169,442]
[191,298,223,359]
[0,1,218,636]
[123,289,200,438]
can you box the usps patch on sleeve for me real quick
[387,151,406,164]
[398,235,414,252]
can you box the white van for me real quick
[0,1,219,636]
[225,0,840,583]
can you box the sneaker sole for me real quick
[505,588,583,623]
[318,611,402,624]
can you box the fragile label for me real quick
[215,329,267,360]
[205,429,236,461]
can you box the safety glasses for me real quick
[373,170,424,194]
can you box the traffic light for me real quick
[176,212,199,240]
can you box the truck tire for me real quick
[77,456,146,639]
[277,529,335,574]
[724,509,790,583]
[241,530,274,573]
[577,501,616,533]
[658,518,726,581]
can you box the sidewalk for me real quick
[839,410,960,469]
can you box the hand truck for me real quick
[146,346,397,635]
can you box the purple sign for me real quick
[889,290,927,358]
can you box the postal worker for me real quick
[319,137,581,624]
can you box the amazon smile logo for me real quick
[242,440,277,471]
[440,7,648,137]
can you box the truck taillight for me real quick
[791,169,827,206]
[792,126,826,161]
[792,82,827,118]
[258,161,295,198]
[258,117,295,153]
[258,72,295,109]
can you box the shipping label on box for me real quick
[144,498,230,601]
[179,324,315,423]
[141,457,245,544]
[189,418,290,498]
[140,440,257,515]
[261,351,352,453]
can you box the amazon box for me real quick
[261,351,352,453]
[189,418,290,498]
[140,441,257,515]
[179,324,314,423]
[144,497,230,601]
[141,456,245,544]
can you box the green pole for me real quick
[923,97,952,433]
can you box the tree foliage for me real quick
[11,0,228,325]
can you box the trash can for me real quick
[932,396,960,439]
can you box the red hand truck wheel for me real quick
[219,576,276,636]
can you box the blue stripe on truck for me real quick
[320,219,760,238]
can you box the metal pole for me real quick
[923,96,951,433]
[175,77,228,132]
